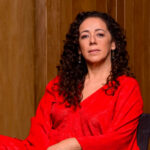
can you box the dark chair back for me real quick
[137,113,150,150]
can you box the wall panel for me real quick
[35,0,47,108]
[117,0,125,28]
[72,0,97,19]
[107,0,117,18]
[47,0,61,82]
[96,0,107,12]
[60,0,73,53]
[0,0,35,138]
[143,0,150,113]
[124,0,135,71]
[124,0,150,113]
[47,0,73,82]
[134,0,145,99]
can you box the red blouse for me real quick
[0,75,143,150]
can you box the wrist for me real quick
[63,138,81,150]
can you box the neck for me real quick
[86,60,111,82]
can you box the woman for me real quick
[0,11,143,150]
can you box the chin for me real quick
[85,57,110,65]
[86,60,103,65]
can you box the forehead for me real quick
[79,17,108,32]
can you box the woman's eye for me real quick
[80,35,89,39]
[97,33,104,37]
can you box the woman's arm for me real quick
[75,80,143,150]
[0,79,57,150]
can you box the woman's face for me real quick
[79,17,116,65]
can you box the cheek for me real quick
[102,40,113,50]
[79,41,87,51]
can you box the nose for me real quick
[89,34,97,45]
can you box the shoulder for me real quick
[117,75,140,89]
[116,75,143,104]
[116,75,143,102]
[115,75,143,115]
[46,76,60,91]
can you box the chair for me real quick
[137,113,150,150]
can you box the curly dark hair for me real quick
[56,11,134,107]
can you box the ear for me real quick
[111,41,116,51]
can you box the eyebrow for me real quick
[80,28,105,34]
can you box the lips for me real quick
[88,49,101,53]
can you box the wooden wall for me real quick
[0,0,149,140]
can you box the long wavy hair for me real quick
[56,11,133,107]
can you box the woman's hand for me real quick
[47,138,81,150]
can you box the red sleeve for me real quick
[0,78,57,150]
[76,78,143,150]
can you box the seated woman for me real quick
[0,11,143,150]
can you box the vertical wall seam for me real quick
[45,0,48,85]
[116,0,117,21]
